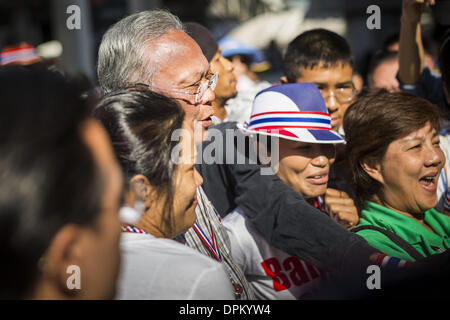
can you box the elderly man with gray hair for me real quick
[97,9,382,300]
[98,10,254,300]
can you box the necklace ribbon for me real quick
[121,225,149,234]
[192,221,222,262]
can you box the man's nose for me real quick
[325,93,340,113]
[200,87,215,105]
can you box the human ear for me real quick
[279,76,288,84]
[129,175,152,200]
[41,224,86,298]
[360,159,384,184]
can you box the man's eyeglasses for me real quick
[137,72,218,104]
[316,84,356,103]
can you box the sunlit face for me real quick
[230,55,250,81]
[372,122,445,215]
[295,64,354,132]
[171,122,203,237]
[370,59,399,92]
[148,30,215,142]
[276,138,336,198]
[210,48,237,100]
[80,119,123,299]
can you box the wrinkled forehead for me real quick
[147,30,209,87]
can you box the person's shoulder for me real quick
[352,224,413,261]
[120,234,228,282]
[222,207,255,240]
[352,213,397,248]
[223,207,270,252]
[223,207,246,225]
[121,233,212,261]
[427,208,450,226]
[353,226,390,242]
[117,235,233,299]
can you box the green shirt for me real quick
[355,201,450,261]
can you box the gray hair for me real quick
[97,10,184,93]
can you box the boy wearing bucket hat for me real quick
[222,83,358,299]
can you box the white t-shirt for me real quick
[222,207,327,300]
[115,233,235,300]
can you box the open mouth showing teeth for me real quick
[420,176,436,185]
[307,174,329,184]
[419,174,438,192]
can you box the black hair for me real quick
[382,31,432,55]
[0,65,103,299]
[283,29,354,83]
[93,89,185,236]
[440,29,450,94]
[367,50,398,87]
[382,32,400,52]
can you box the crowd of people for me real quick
[1,0,450,300]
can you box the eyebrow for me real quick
[400,131,439,144]
[183,68,210,88]
[336,81,353,86]
[401,137,424,143]
[313,80,353,86]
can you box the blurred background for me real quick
[0,0,448,84]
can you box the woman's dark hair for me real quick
[93,89,185,235]
[283,28,354,83]
[0,65,103,299]
[343,89,441,207]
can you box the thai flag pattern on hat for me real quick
[0,43,42,66]
[239,83,344,144]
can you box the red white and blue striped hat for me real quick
[238,83,345,144]
[0,43,42,66]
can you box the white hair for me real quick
[97,10,184,93]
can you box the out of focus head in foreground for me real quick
[0,66,122,299]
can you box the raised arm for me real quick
[398,0,435,85]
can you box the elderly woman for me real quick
[94,89,234,299]
[344,89,450,262]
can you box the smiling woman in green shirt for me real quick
[344,90,450,261]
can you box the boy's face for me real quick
[294,63,354,132]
